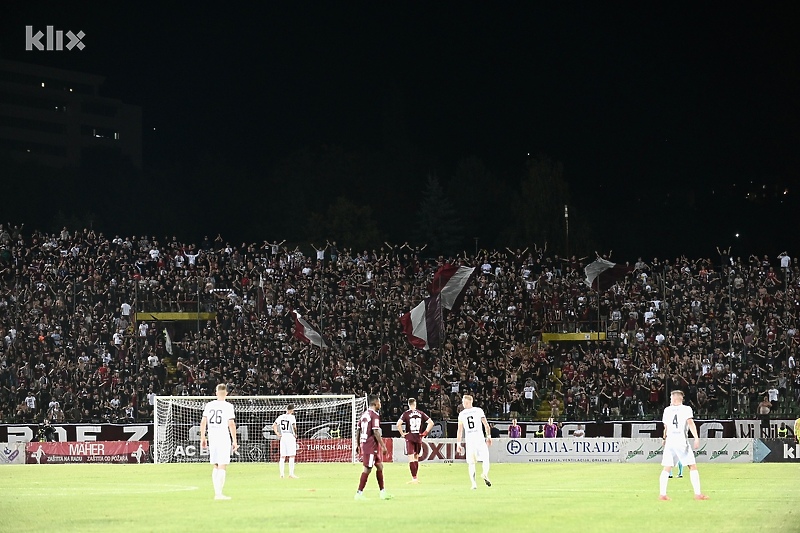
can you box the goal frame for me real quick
[153,394,363,464]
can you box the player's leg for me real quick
[479,442,491,486]
[659,447,675,499]
[213,444,232,500]
[355,453,374,499]
[409,453,419,482]
[375,461,392,499]
[278,436,293,478]
[288,454,297,478]
[465,442,478,489]
[408,440,420,482]
[216,464,230,498]
[677,461,683,478]
[355,466,372,499]
[679,449,707,499]
[209,446,222,497]
[687,465,707,498]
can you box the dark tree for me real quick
[307,196,382,252]
[416,174,463,256]
[511,154,570,252]
[447,156,511,252]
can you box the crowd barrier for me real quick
[390,437,797,463]
[0,420,793,444]
[1,421,796,465]
[381,418,797,439]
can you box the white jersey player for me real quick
[456,394,492,490]
[272,404,299,478]
[200,383,239,500]
[659,390,708,501]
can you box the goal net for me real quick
[153,395,366,464]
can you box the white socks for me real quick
[218,469,226,494]
[482,461,490,480]
[468,463,477,486]
[690,469,701,495]
[279,458,285,477]
[288,457,295,476]
[212,468,220,495]
[659,470,669,496]
[212,468,227,496]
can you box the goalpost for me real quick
[153,395,366,464]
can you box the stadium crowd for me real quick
[0,224,798,426]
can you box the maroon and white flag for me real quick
[400,295,443,350]
[292,311,328,348]
[428,264,476,313]
[584,259,632,291]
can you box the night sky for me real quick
[2,2,798,259]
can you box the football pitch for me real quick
[0,462,796,532]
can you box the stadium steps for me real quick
[535,367,564,420]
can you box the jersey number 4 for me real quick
[672,414,678,428]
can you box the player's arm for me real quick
[396,417,406,438]
[456,420,464,453]
[372,426,387,455]
[199,416,208,449]
[355,424,361,454]
[272,420,279,436]
[291,422,297,437]
[687,418,700,450]
[423,418,434,437]
[482,416,492,446]
[228,418,239,452]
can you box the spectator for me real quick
[544,417,557,438]
[757,396,772,437]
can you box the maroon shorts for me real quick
[405,436,422,456]
[360,444,383,468]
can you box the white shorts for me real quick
[280,436,298,457]
[464,439,489,464]
[208,442,232,465]
[661,440,696,467]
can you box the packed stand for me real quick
[0,224,797,426]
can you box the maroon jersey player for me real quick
[396,398,434,483]
[355,394,392,500]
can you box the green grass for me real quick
[0,462,797,532]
